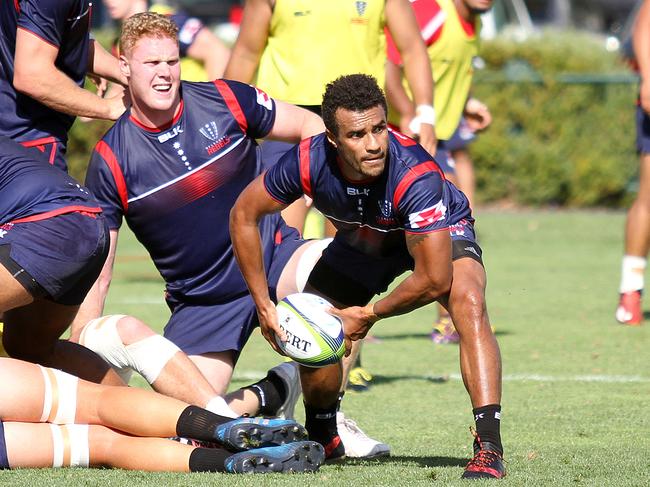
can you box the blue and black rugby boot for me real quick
[215,417,308,451]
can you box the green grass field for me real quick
[3,209,650,486]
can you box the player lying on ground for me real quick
[230,74,505,479]
[0,356,324,473]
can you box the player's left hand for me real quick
[464,98,492,132]
[329,304,379,356]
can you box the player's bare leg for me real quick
[1,296,124,386]
[440,257,504,478]
[617,153,650,325]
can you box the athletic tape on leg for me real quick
[39,366,78,424]
[295,238,333,291]
[49,424,89,467]
[79,315,133,383]
[124,335,181,384]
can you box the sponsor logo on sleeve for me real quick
[408,199,447,229]
[255,88,273,110]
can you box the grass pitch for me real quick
[3,209,650,486]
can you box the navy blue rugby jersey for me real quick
[0,136,100,225]
[86,80,285,303]
[0,0,91,146]
[264,130,473,259]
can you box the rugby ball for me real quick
[275,293,345,367]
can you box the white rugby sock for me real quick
[205,396,239,418]
[620,255,647,293]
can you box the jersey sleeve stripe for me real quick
[95,140,129,213]
[393,161,443,208]
[298,138,313,198]
[213,79,248,133]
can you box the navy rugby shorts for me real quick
[0,212,109,305]
[307,219,483,307]
[636,105,650,155]
[163,225,306,357]
[0,420,9,469]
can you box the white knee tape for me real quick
[49,424,89,468]
[39,366,78,424]
[125,334,180,384]
[295,238,333,291]
[79,315,133,383]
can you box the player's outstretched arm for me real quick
[385,0,437,154]
[13,30,126,121]
[373,231,452,319]
[223,0,273,82]
[268,100,325,142]
[230,176,290,353]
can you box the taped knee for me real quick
[49,424,89,468]
[78,315,133,383]
[39,367,78,424]
[124,335,181,384]
[80,315,180,384]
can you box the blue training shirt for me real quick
[0,136,100,225]
[85,79,290,304]
[0,0,91,147]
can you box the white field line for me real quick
[233,370,650,384]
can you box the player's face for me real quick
[103,0,139,20]
[328,105,389,181]
[121,36,181,125]
[462,0,493,14]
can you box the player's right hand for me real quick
[257,301,287,355]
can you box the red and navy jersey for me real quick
[85,79,283,303]
[264,131,472,258]
[0,0,91,148]
[0,136,100,225]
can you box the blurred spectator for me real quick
[385,0,493,343]
[616,0,650,326]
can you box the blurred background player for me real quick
[0,0,127,172]
[102,0,230,81]
[386,0,493,343]
[617,0,650,326]
[230,74,505,479]
[0,356,323,473]
[224,1,436,457]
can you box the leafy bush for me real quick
[470,30,638,207]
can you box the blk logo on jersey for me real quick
[355,1,367,16]
[408,200,446,229]
[158,125,184,143]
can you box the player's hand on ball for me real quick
[257,301,287,355]
[329,304,378,356]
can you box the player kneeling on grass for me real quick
[230,74,505,479]
[0,356,323,473]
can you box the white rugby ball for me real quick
[275,293,345,367]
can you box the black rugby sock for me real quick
[473,404,503,455]
[242,370,287,416]
[176,405,234,442]
[188,447,231,472]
